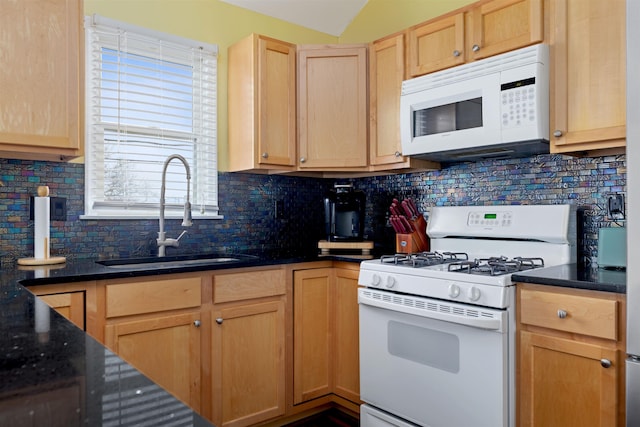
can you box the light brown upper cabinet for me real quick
[407,0,543,78]
[0,0,83,161]
[228,34,297,172]
[549,0,626,155]
[369,33,440,172]
[407,13,466,77]
[297,44,369,171]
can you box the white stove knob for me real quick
[371,274,382,287]
[468,286,481,301]
[386,276,396,289]
[448,283,460,298]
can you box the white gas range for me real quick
[358,204,576,427]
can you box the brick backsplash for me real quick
[0,153,626,267]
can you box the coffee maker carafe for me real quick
[324,184,365,242]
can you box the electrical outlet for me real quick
[29,196,67,221]
[607,193,625,220]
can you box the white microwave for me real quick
[400,44,549,163]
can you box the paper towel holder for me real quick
[18,186,66,266]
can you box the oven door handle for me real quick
[359,290,506,331]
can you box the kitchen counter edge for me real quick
[512,263,626,294]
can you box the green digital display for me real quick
[484,213,497,219]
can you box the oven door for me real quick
[359,288,510,427]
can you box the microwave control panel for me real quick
[501,77,536,129]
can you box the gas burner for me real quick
[448,256,545,276]
[380,251,469,267]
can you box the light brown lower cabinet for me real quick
[211,268,287,427]
[517,283,626,427]
[27,262,361,426]
[35,291,85,330]
[102,274,206,412]
[105,311,204,411]
[29,282,94,331]
[333,267,360,403]
[293,265,361,406]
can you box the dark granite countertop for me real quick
[512,263,626,294]
[0,250,362,425]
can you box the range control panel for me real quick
[467,211,513,227]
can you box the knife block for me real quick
[396,231,429,254]
[396,233,420,253]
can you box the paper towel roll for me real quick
[34,196,50,260]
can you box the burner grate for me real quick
[380,251,469,267]
[448,256,545,276]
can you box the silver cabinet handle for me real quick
[262,152,268,158]
[453,49,461,57]
[472,44,480,52]
[557,309,567,319]
[601,359,612,368]
[216,318,223,325]
[395,151,402,157]
[299,157,306,163]
[193,320,201,327]
[553,130,563,138]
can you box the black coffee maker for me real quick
[324,184,365,242]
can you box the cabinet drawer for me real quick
[519,288,618,340]
[106,276,201,318]
[214,269,286,303]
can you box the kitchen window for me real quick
[83,15,219,219]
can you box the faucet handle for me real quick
[176,230,188,241]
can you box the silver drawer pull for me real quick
[193,320,201,327]
[216,318,223,325]
[557,309,568,319]
[601,359,612,368]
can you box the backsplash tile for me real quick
[351,153,626,267]
[0,153,626,268]
[0,159,331,264]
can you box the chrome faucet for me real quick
[157,154,193,257]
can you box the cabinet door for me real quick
[38,292,85,330]
[212,300,286,427]
[370,34,405,166]
[228,34,296,171]
[549,0,626,153]
[0,0,81,160]
[293,268,333,404]
[333,268,360,404]
[467,0,543,61]
[258,37,297,168]
[519,330,619,427]
[105,312,203,411]
[369,34,440,172]
[298,45,368,170]
[406,13,465,77]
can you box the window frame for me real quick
[82,14,221,220]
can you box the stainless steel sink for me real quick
[96,253,258,269]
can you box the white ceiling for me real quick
[219,0,369,37]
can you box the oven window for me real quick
[388,320,460,373]
[412,97,482,137]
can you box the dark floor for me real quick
[282,409,359,427]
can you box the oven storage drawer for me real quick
[519,287,618,340]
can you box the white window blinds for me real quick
[84,15,219,219]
